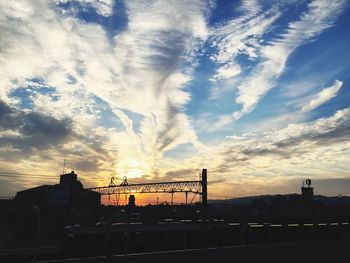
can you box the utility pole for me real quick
[201,169,208,250]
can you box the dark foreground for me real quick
[2,221,349,262]
[35,239,349,263]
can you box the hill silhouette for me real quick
[209,194,350,205]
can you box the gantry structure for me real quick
[88,169,208,249]
[87,169,207,206]
[88,180,202,195]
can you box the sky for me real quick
[1,0,350,203]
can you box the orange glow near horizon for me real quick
[100,192,201,206]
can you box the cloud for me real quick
[0,0,211,186]
[218,107,350,176]
[164,168,198,181]
[209,1,280,81]
[301,79,343,113]
[0,100,119,193]
[203,0,346,122]
[55,0,114,17]
[0,100,72,151]
[99,0,210,162]
[232,0,345,120]
[207,114,232,132]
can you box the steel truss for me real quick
[88,169,208,249]
[88,180,202,195]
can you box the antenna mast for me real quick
[62,158,66,174]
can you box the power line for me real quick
[0,174,57,180]
[0,171,56,177]
[0,171,58,182]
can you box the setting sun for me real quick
[117,159,149,179]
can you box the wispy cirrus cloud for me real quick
[105,0,210,167]
[301,79,343,113]
[232,0,346,120]
[0,0,211,186]
[207,0,346,131]
[55,0,114,17]
[209,0,280,82]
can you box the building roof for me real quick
[16,184,53,194]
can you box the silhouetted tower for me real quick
[301,179,314,202]
[59,171,82,189]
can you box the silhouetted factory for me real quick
[15,171,100,209]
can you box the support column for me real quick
[201,168,208,250]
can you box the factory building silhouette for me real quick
[15,171,100,209]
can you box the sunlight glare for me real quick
[118,159,149,179]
